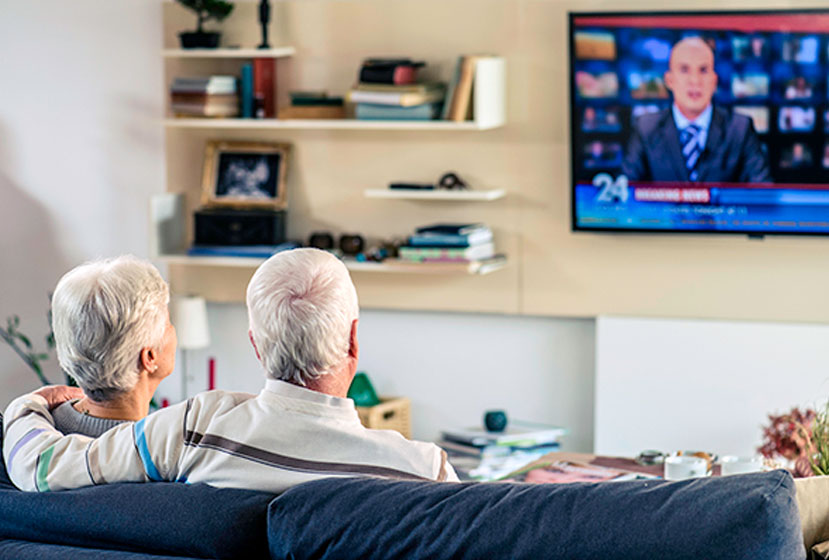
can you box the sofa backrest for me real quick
[0,412,276,559]
[268,470,805,560]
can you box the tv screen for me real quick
[569,11,829,235]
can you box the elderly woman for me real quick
[48,255,176,437]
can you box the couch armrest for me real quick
[796,476,829,556]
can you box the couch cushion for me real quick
[0,482,275,559]
[0,538,200,560]
[268,470,804,560]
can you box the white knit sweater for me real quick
[3,379,456,493]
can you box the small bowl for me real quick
[719,455,764,476]
[664,455,710,480]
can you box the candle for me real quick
[208,357,216,390]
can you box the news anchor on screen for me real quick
[622,37,772,183]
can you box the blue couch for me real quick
[0,415,805,559]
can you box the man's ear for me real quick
[348,319,359,359]
[140,347,157,373]
[249,330,261,361]
[664,70,674,92]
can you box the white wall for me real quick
[0,1,165,399]
[181,306,596,451]
[595,316,829,458]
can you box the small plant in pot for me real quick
[176,0,235,49]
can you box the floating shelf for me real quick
[163,118,499,131]
[364,188,506,201]
[157,254,506,276]
[162,47,296,58]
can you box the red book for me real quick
[253,58,275,118]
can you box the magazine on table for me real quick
[501,459,659,483]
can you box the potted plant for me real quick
[176,0,235,49]
[758,406,818,477]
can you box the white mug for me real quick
[664,455,709,480]
[720,455,764,476]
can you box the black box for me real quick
[194,208,286,246]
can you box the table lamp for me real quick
[170,295,210,400]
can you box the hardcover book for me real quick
[398,242,495,261]
[415,223,489,235]
[442,422,567,448]
[240,64,253,118]
[358,59,424,85]
[355,82,444,93]
[253,58,275,118]
[355,102,441,121]
[346,85,445,107]
[407,229,493,247]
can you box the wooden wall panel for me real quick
[163,0,829,323]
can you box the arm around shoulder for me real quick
[3,392,189,491]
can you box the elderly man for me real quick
[3,249,457,493]
[622,36,771,183]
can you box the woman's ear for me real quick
[348,319,359,360]
[249,330,261,361]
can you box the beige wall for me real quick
[165,0,829,323]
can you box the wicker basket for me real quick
[355,397,411,439]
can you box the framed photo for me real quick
[201,141,290,209]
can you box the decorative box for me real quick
[355,397,411,439]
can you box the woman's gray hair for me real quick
[51,255,170,401]
[246,248,359,386]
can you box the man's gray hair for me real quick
[51,256,170,401]
[246,248,359,386]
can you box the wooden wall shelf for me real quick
[157,253,506,276]
[162,47,296,58]
[163,118,500,131]
[364,189,505,201]
[151,194,506,278]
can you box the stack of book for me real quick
[439,422,567,481]
[170,75,239,118]
[400,223,495,264]
[278,91,345,120]
[348,58,444,121]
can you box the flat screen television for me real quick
[569,10,829,236]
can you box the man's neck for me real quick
[74,376,158,421]
[673,102,712,123]
[300,366,355,399]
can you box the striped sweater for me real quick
[3,379,457,493]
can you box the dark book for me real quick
[359,59,424,85]
[253,58,275,118]
[415,223,489,235]
[187,242,298,258]
[407,230,493,248]
[291,97,345,107]
[240,63,253,118]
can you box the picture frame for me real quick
[201,140,290,209]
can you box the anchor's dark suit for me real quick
[622,106,772,183]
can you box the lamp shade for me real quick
[169,296,210,350]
